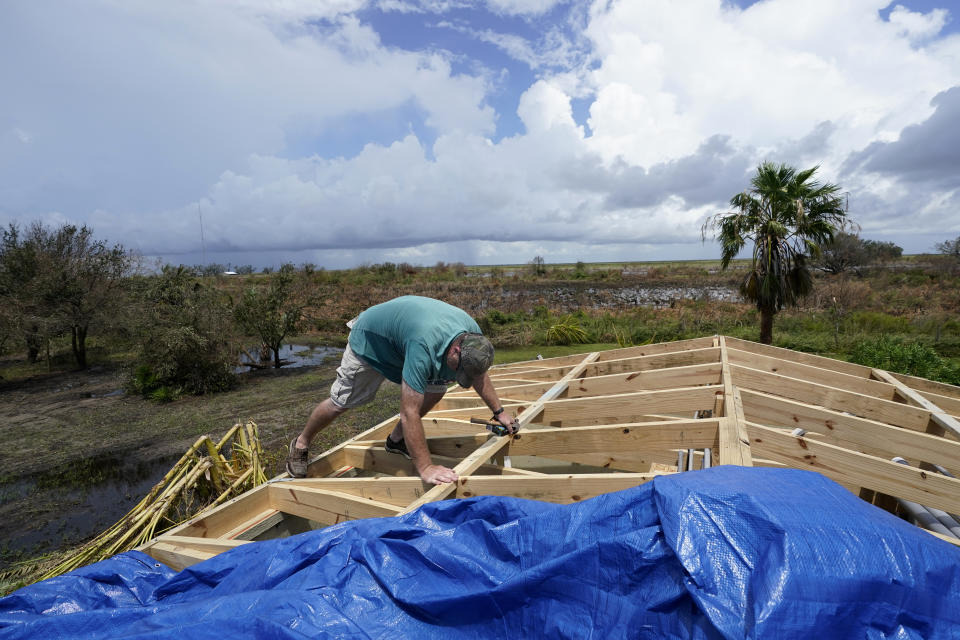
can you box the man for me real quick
[287,295,518,485]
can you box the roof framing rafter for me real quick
[138,336,960,570]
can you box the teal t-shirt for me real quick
[348,296,482,394]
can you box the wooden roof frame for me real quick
[139,336,960,570]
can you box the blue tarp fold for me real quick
[2,467,958,639]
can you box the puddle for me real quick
[236,344,343,373]
[0,454,180,563]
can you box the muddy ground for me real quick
[0,357,401,571]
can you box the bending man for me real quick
[287,295,517,484]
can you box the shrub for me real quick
[849,311,909,334]
[127,266,237,397]
[848,336,960,384]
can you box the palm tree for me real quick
[703,162,847,344]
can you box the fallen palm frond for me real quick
[1,422,267,590]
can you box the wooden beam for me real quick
[278,477,428,507]
[724,336,873,378]
[488,347,720,382]
[421,418,494,436]
[583,348,721,379]
[223,509,284,541]
[719,337,753,466]
[888,370,960,401]
[871,369,960,440]
[162,483,273,539]
[740,388,960,476]
[456,473,661,503]
[731,364,932,432]
[341,444,524,477]
[727,347,897,401]
[746,422,960,514]
[268,484,402,526]
[593,336,717,361]
[535,385,721,426]
[142,537,249,570]
[505,421,719,457]
[146,543,216,571]
[460,362,723,404]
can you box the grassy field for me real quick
[2,254,960,589]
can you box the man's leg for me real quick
[297,398,348,449]
[288,343,383,477]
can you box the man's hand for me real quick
[496,411,519,435]
[419,464,459,485]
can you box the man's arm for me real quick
[400,381,459,485]
[472,371,518,434]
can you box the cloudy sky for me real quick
[2,0,959,269]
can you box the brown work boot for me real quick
[286,438,309,478]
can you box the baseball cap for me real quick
[456,333,494,388]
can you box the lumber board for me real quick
[727,347,897,401]
[488,348,719,382]
[356,434,489,459]
[871,369,960,441]
[278,477,429,507]
[461,362,723,403]
[426,402,528,422]
[888,370,960,401]
[719,337,753,466]
[421,418,495,436]
[142,536,249,570]
[535,385,721,426]
[523,451,678,472]
[916,389,960,418]
[740,389,960,476]
[146,542,219,571]
[582,348,721,378]
[164,483,273,539]
[731,364,932,432]
[724,336,874,378]
[746,422,960,514]
[505,421,719,457]
[593,336,716,361]
[225,509,285,541]
[455,473,661,503]
[341,444,524,477]
[268,485,402,526]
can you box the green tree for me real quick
[0,224,46,362]
[234,270,309,368]
[0,222,131,368]
[935,236,960,260]
[529,255,546,277]
[862,239,902,263]
[703,162,846,344]
[129,266,237,397]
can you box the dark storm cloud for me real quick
[842,86,960,188]
[600,135,753,210]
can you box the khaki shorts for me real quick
[329,343,386,409]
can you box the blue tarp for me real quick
[2,466,959,639]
